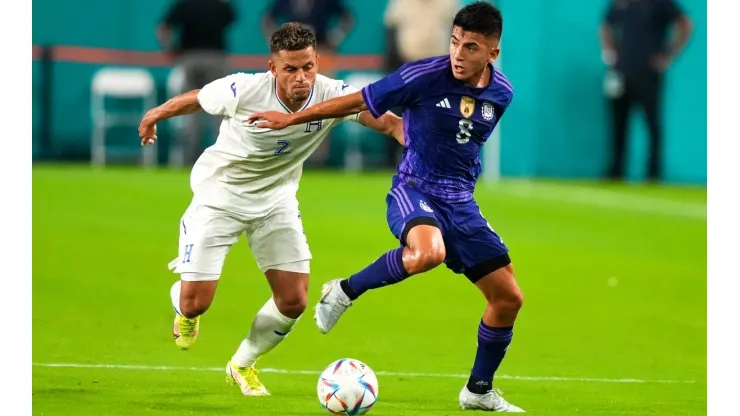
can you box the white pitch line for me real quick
[32,362,698,385]
[488,181,706,220]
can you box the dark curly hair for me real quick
[269,22,317,53]
[453,1,503,39]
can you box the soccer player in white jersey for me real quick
[137,22,404,397]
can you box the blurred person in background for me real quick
[383,0,460,167]
[262,0,355,167]
[599,0,692,182]
[262,0,354,77]
[158,0,238,165]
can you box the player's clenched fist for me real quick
[248,111,292,130]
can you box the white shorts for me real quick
[168,198,312,279]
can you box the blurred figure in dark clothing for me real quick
[158,0,237,165]
[599,0,692,181]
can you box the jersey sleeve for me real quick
[197,73,252,117]
[361,61,431,118]
[500,94,514,118]
[324,79,363,123]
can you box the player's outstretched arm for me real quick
[358,111,405,146]
[247,91,367,130]
[138,90,202,146]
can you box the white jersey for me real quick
[191,72,361,218]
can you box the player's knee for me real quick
[479,266,524,320]
[506,289,524,314]
[273,292,308,319]
[489,287,524,317]
[406,246,446,275]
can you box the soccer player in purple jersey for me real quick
[249,2,524,412]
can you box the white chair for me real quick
[90,67,157,167]
[341,72,384,172]
[166,66,187,167]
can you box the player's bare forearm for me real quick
[142,90,202,124]
[287,91,367,126]
[139,90,201,146]
[248,91,368,130]
[358,111,405,146]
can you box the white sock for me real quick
[231,297,299,368]
[170,281,183,316]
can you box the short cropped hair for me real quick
[269,22,317,53]
[452,1,503,39]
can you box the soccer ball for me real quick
[317,358,379,415]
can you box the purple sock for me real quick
[466,322,513,394]
[340,247,408,300]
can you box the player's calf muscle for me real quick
[179,279,218,318]
[484,293,523,325]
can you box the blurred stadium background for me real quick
[32,0,707,415]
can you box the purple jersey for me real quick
[362,55,514,203]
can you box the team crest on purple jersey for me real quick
[482,102,495,121]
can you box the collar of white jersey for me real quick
[273,77,315,113]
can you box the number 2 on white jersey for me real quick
[275,140,291,155]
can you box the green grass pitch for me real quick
[32,165,706,415]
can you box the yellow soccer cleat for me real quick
[225,361,271,396]
[172,313,200,350]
